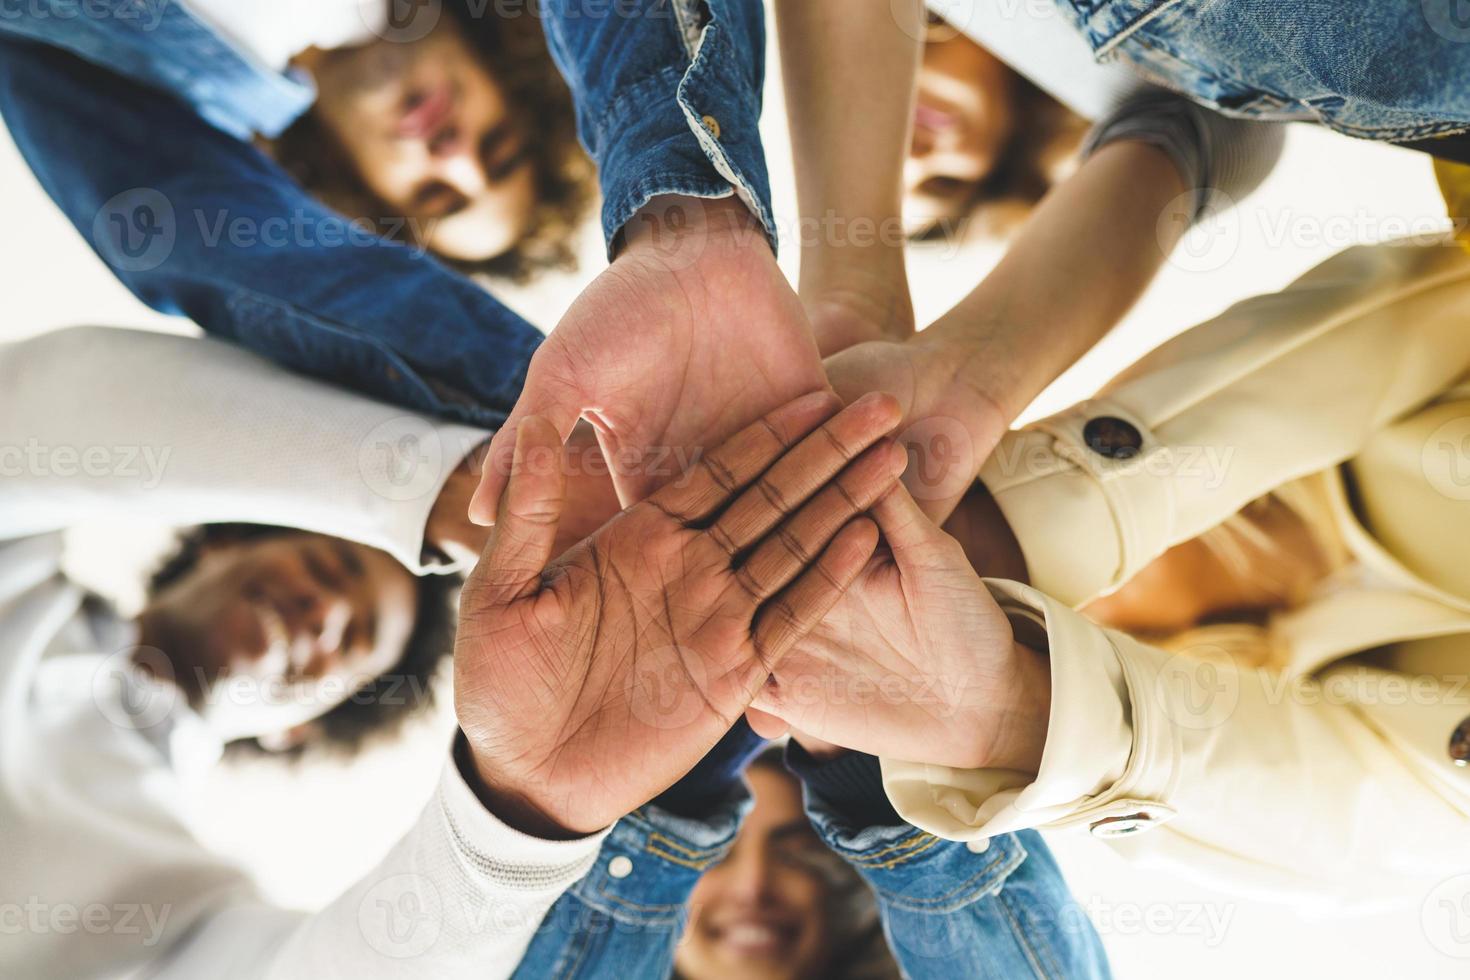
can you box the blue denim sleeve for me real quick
[511,789,750,979]
[0,38,544,430]
[800,765,1112,980]
[538,0,775,252]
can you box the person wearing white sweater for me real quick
[0,326,903,979]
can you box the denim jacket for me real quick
[512,783,1111,979]
[1055,0,1470,142]
[0,0,774,427]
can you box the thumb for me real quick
[470,417,567,604]
[469,397,581,526]
[869,482,950,569]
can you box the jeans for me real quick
[512,787,1111,979]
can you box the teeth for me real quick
[723,924,780,948]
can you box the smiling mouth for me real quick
[711,919,799,958]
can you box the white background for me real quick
[2,12,1465,978]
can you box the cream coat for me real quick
[882,239,1470,907]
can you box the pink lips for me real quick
[913,101,958,133]
[397,83,455,140]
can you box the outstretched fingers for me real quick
[651,390,845,525]
[733,439,906,603]
[750,517,880,668]
[704,392,901,552]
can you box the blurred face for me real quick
[303,17,537,261]
[675,766,836,980]
[903,19,1019,234]
[138,532,418,744]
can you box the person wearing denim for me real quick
[512,748,1111,980]
[1049,0,1470,162]
[0,0,778,431]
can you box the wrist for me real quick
[455,734,600,841]
[617,194,768,263]
[800,247,914,354]
[980,640,1052,773]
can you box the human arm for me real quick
[775,0,922,353]
[785,747,1111,979]
[474,0,835,519]
[0,326,495,572]
[0,39,543,430]
[826,91,1285,521]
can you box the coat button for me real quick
[1083,416,1143,459]
[966,838,991,854]
[608,856,633,879]
[700,114,722,139]
[1450,717,1470,766]
[1089,812,1154,838]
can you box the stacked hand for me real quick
[471,195,831,523]
[745,482,1051,773]
[455,392,908,837]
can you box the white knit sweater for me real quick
[0,327,608,979]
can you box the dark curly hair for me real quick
[148,524,460,759]
[267,2,594,282]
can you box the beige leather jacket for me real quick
[882,239,1470,906]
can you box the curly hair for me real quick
[266,2,594,282]
[148,524,460,759]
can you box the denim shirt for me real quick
[1055,0,1470,142]
[0,0,775,427]
[512,785,1111,979]
[540,0,775,250]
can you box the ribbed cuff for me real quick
[785,744,901,827]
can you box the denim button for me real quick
[608,856,634,879]
[1089,812,1154,838]
[1450,717,1470,766]
[1083,417,1143,459]
[966,838,990,854]
[700,114,722,139]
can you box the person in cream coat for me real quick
[748,235,1470,911]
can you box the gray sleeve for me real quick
[1081,85,1286,220]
